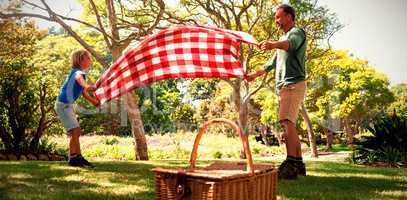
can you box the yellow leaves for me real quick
[0,19,43,60]
[308,48,393,121]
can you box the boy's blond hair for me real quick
[70,49,91,68]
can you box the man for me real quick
[246,4,307,179]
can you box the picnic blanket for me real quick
[94,25,258,105]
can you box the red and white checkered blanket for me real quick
[94,25,258,105]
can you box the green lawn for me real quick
[1,160,406,200]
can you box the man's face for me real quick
[274,8,291,30]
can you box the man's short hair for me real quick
[277,4,296,21]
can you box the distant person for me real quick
[246,4,307,179]
[55,49,99,167]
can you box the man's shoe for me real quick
[68,156,84,167]
[278,160,298,180]
[77,155,94,168]
[295,161,306,176]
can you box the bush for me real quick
[349,113,407,166]
[213,151,222,159]
[101,137,119,145]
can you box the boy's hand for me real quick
[87,85,97,92]
[92,100,100,107]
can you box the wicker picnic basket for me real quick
[152,118,278,200]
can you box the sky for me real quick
[17,0,407,86]
[317,0,407,85]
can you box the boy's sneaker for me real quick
[68,156,84,167]
[278,160,298,180]
[77,155,94,168]
[295,161,306,176]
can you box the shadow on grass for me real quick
[1,160,406,200]
[278,161,407,200]
[0,161,172,200]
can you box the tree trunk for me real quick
[260,125,270,146]
[273,130,284,147]
[125,93,149,160]
[30,84,47,150]
[300,104,318,158]
[230,80,250,159]
[111,48,148,160]
[344,118,354,149]
[326,130,333,151]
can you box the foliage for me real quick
[0,19,44,59]
[0,19,54,153]
[101,137,119,145]
[253,88,280,128]
[48,131,287,160]
[388,83,407,119]
[350,113,407,166]
[186,79,218,101]
[305,49,394,143]
[136,79,197,134]
[177,0,343,140]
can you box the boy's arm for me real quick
[75,73,99,106]
[75,73,90,90]
[82,90,100,107]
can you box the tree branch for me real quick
[105,0,120,42]
[144,0,165,35]
[244,71,271,104]
[89,0,112,48]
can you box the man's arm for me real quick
[246,53,276,82]
[259,40,289,51]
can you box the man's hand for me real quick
[259,40,290,51]
[245,70,266,82]
[259,40,276,50]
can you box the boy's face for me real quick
[81,55,92,70]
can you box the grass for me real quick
[2,134,406,199]
[1,159,406,200]
[47,133,286,160]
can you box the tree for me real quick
[388,83,407,119]
[306,49,394,148]
[136,79,197,133]
[172,0,342,158]
[0,19,52,153]
[1,0,169,160]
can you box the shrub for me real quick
[213,151,222,159]
[349,113,407,166]
[101,137,120,145]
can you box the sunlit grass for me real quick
[48,133,287,160]
[1,159,406,200]
[3,134,405,199]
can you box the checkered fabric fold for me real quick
[94,25,258,105]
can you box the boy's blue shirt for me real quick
[57,67,86,104]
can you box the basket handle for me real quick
[189,118,255,175]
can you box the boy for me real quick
[55,49,99,167]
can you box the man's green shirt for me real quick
[264,27,306,90]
